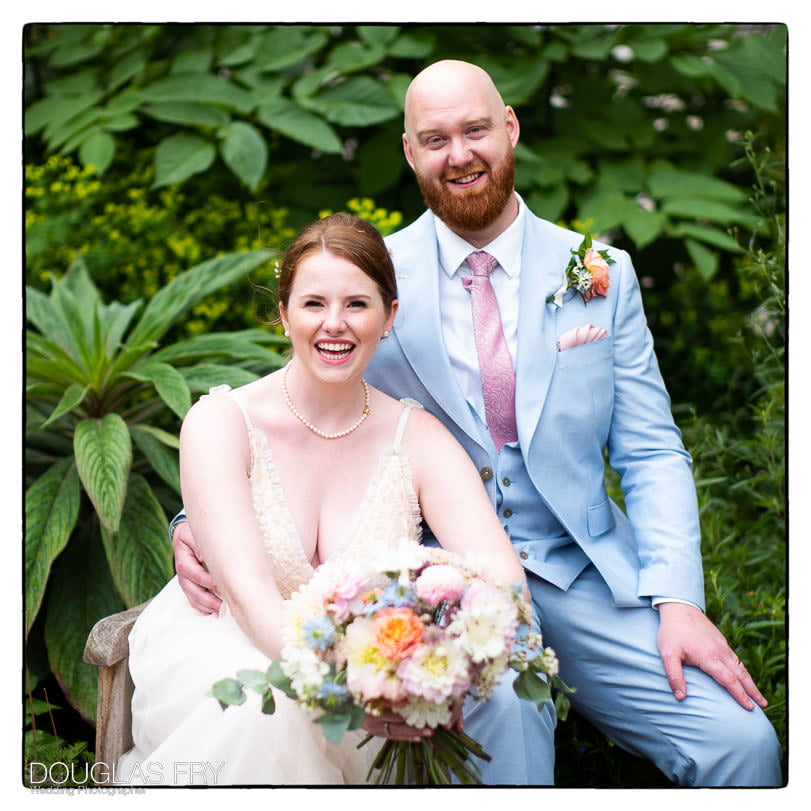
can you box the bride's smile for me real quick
[280,250,398,383]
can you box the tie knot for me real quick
[467,251,499,277]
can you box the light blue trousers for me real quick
[463,565,782,786]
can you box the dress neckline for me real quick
[247,428,406,575]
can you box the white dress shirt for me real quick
[434,193,526,425]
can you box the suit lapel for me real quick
[389,213,484,444]
[515,216,576,451]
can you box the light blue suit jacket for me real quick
[366,209,705,610]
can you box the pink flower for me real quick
[583,247,611,300]
[415,565,467,607]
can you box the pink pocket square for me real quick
[557,324,608,351]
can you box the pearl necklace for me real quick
[282,362,371,439]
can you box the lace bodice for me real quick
[214,387,423,599]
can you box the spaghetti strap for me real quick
[225,390,254,433]
[393,398,423,451]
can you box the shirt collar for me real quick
[435,192,526,279]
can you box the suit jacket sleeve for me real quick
[606,248,705,607]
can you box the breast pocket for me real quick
[557,335,613,369]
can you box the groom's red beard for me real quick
[415,148,516,233]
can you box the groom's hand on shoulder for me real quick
[172,520,222,615]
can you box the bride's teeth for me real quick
[317,342,354,359]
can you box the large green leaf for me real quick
[153,133,217,188]
[73,414,132,533]
[140,73,254,113]
[131,424,180,494]
[44,523,125,724]
[100,473,174,608]
[180,362,261,394]
[302,76,400,126]
[150,330,284,364]
[141,101,231,128]
[219,121,268,190]
[647,161,746,202]
[256,97,343,154]
[78,128,116,174]
[670,222,743,253]
[252,27,328,72]
[125,251,275,349]
[125,359,191,420]
[40,383,90,429]
[24,458,81,636]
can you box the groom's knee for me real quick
[462,671,556,785]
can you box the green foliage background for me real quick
[23,22,786,786]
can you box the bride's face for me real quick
[279,249,398,382]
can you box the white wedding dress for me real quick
[116,389,423,786]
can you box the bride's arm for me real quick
[404,410,528,594]
[179,392,285,659]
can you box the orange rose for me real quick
[373,607,425,661]
[583,247,611,298]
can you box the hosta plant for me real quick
[25,248,286,722]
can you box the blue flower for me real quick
[316,680,349,701]
[363,582,415,614]
[302,616,336,650]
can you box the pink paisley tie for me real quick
[462,251,518,452]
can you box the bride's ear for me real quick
[383,299,399,336]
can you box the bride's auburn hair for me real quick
[278,213,398,312]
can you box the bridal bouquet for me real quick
[211,542,572,785]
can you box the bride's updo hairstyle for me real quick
[277,212,398,312]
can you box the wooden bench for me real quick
[82,602,147,783]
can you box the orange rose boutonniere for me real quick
[547,233,615,307]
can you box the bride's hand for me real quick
[363,699,464,742]
[363,709,431,743]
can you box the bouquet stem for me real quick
[362,729,491,785]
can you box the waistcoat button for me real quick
[480,467,493,481]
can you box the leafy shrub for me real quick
[25,248,285,723]
[24,23,786,277]
[25,153,297,336]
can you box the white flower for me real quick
[448,582,519,663]
[280,644,329,696]
[542,647,560,678]
[395,695,453,729]
[396,639,471,703]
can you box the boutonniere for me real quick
[547,233,615,308]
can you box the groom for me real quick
[172,60,781,785]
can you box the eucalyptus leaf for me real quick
[237,669,271,692]
[210,678,247,709]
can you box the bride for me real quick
[116,213,529,786]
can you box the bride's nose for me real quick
[322,305,346,333]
